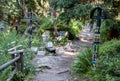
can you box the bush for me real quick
[101,19,120,42]
[0,31,19,80]
[69,19,83,39]
[72,39,120,81]
[71,49,92,76]
[0,31,36,80]
[40,17,83,40]
[18,25,27,34]
[40,17,53,33]
[94,39,120,81]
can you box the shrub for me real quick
[40,17,83,40]
[101,20,120,42]
[94,39,120,81]
[0,31,19,80]
[18,25,27,34]
[69,19,83,39]
[0,31,36,80]
[71,48,92,76]
[72,39,120,81]
[40,17,53,33]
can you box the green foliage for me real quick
[0,31,18,80]
[0,31,36,80]
[0,0,21,20]
[19,24,27,34]
[101,19,120,42]
[54,37,68,46]
[12,71,25,81]
[101,20,110,42]
[71,49,92,76]
[0,31,17,65]
[40,18,83,39]
[40,17,53,32]
[69,19,83,38]
[49,0,92,40]
[89,39,120,81]
[72,39,120,81]
[0,68,11,81]
[32,37,44,47]
[23,49,35,75]
[50,0,93,24]
[74,3,92,19]
[56,19,68,30]
[99,39,120,55]
[100,0,120,42]
[26,0,36,9]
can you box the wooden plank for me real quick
[0,56,20,71]
[8,45,22,52]
[16,52,24,72]
[11,54,15,70]
[20,52,24,72]
[8,49,24,55]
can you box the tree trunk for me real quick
[17,0,28,18]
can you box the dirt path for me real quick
[32,25,93,81]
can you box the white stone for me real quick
[42,31,50,42]
[37,51,46,56]
[31,47,38,52]
[46,41,54,48]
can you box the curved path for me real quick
[32,24,93,81]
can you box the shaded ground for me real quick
[32,25,93,81]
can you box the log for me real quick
[0,56,20,71]
[8,45,22,52]
[8,49,24,55]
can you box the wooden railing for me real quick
[0,45,24,81]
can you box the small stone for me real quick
[31,47,38,52]
[37,51,46,56]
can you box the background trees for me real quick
[0,0,119,40]
[0,0,120,80]
[50,0,93,24]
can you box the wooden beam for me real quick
[0,56,20,72]
[8,45,22,52]
[8,49,24,55]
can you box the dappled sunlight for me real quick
[116,13,120,20]
[0,0,120,80]
[80,38,92,43]
[57,50,77,56]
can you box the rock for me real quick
[31,47,38,52]
[37,51,46,56]
[46,41,54,48]
[35,56,60,69]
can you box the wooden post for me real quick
[53,9,58,36]
[11,54,15,70]
[16,56,20,72]
[16,52,24,72]
[9,49,24,73]
[20,52,24,72]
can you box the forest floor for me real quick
[32,24,93,81]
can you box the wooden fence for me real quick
[0,45,24,81]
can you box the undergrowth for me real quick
[0,31,37,81]
[71,39,120,81]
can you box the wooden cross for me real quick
[90,6,107,65]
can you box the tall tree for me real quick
[100,0,120,41]
[49,0,93,25]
